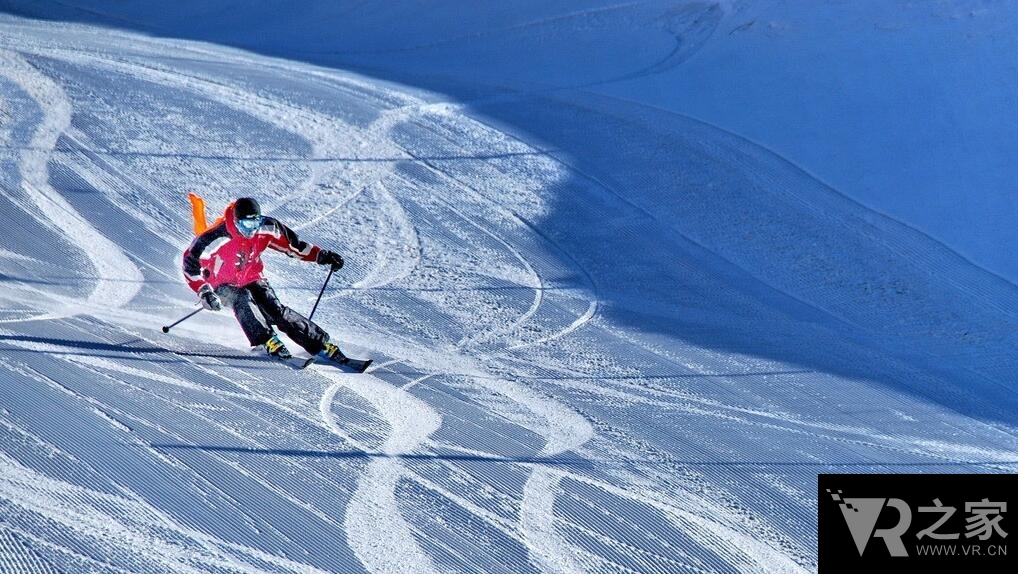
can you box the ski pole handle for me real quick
[162,307,203,333]
[309,266,335,322]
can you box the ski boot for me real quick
[264,334,292,359]
[315,341,372,372]
[318,341,348,364]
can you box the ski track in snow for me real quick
[359,109,619,572]
[321,372,443,574]
[0,50,143,322]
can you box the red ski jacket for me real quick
[182,202,322,293]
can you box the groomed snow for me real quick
[1,2,1016,573]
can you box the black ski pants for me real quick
[216,280,329,354]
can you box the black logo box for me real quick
[819,473,1015,567]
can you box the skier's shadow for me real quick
[0,333,284,366]
[150,443,595,469]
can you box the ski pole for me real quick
[308,266,335,322]
[162,308,202,333]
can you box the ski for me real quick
[301,355,373,373]
[270,355,311,370]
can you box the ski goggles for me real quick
[236,215,263,237]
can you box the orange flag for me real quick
[187,192,208,236]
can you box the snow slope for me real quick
[7,1,1018,283]
[1,2,1017,573]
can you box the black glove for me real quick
[198,284,222,311]
[317,249,344,271]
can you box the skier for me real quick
[182,197,349,363]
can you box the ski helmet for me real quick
[234,197,263,237]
